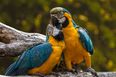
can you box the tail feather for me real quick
[5,43,52,76]
[5,62,17,75]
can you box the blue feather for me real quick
[5,43,52,75]
[69,14,94,55]
[72,20,79,28]
[78,27,94,55]
[46,34,49,42]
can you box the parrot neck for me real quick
[62,20,77,39]
[48,36,65,49]
[48,36,58,45]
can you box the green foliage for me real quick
[0,0,116,74]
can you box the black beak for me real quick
[51,16,59,26]
[51,15,62,30]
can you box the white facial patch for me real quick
[46,24,53,36]
[58,17,66,24]
[47,24,60,37]
[52,26,60,36]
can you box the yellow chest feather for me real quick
[28,36,65,74]
[63,26,87,64]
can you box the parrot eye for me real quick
[57,11,64,19]
[50,11,64,19]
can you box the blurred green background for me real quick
[0,0,116,74]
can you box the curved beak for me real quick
[51,15,59,26]
[50,13,66,29]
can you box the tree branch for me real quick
[0,72,116,77]
[0,22,46,57]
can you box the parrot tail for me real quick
[5,62,17,76]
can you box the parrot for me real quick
[50,7,98,76]
[5,23,65,76]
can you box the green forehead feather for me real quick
[50,7,71,15]
[50,7,64,14]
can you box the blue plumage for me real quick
[72,18,94,55]
[78,27,94,55]
[5,43,52,76]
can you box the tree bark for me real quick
[0,72,116,77]
[0,22,46,57]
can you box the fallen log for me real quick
[0,22,46,57]
[0,72,116,77]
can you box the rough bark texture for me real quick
[0,22,46,57]
[0,72,116,77]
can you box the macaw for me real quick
[5,24,65,76]
[50,7,98,76]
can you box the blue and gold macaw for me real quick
[50,7,98,76]
[5,24,65,76]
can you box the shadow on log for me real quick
[0,22,46,57]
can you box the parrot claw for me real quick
[75,69,83,74]
[85,67,98,77]
[73,64,83,74]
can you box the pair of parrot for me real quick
[5,7,97,76]
[50,7,98,76]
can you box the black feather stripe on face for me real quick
[62,17,69,28]
[54,31,64,41]
[51,16,59,26]
[51,16,62,30]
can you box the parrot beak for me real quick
[51,15,59,26]
[50,13,66,24]
[50,14,63,30]
[50,7,69,24]
[50,13,66,30]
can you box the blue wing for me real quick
[78,27,94,55]
[5,43,52,76]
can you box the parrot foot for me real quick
[75,69,83,74]
[85,67,98,77]
[73,64,83,74]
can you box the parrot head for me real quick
[47,7,70,41]
[50,7,79,29]
[50,7,72,28]
[49,7,79,41]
